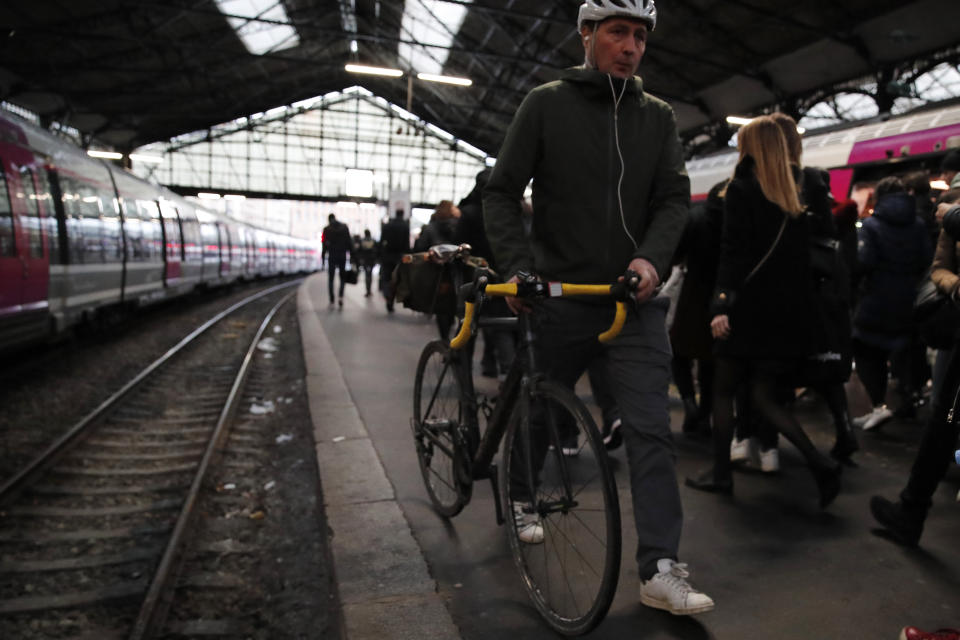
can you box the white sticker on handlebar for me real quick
[548,282,562,297]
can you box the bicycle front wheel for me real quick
[412,340,472,517]
[500,379,621,636]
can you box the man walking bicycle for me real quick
[483,0,714,616]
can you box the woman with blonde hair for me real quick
[686,115,843,508]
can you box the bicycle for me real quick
[410,244,639,635]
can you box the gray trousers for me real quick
[534,296,681,577]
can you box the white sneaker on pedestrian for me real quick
[730,436,755,463]
[513,503,544,544]
[640,558,715,615]
[759,447,780,473]
[860,405,893,431]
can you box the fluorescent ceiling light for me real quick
[930,179,950,190]
[399,0,471,76]
[417,72,472,86]
[223,194,247,201]
[725,116,753,126]
[129,153,164,164]
[197,192,222,200]
[214,0,300,56]
[87,150,123,160]
[345,64,403,77]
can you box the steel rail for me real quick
[128,288,298,640]
[0,279,301,505]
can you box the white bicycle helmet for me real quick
[577,0,657,32]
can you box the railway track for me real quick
[0,280,302,639]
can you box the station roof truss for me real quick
[1,0,959,159]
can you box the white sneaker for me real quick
[759,447,780,473]
[730,437,755,463]
[513,503,544,544]
[860,405,894,431]
[640,558,715,615]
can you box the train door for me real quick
[0,146,49,320]
[16,164,50,310]
[0,155,19,315]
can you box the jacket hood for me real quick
[560,66,645,99]
[872,192,917,226]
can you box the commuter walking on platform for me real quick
[685,115,843,508]
[850,176,932,431]
[871,202,960,548]
[322,214,352,307]
[380,210,410,313]
[415,200,461,341]
[484,0,714,616]
[356,229,379,297]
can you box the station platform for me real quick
[296,272,960,640]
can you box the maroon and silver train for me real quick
[0,109,319,352]
[687,101,960,206]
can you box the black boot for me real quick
[830,412,859,464]
[811,456,842,509]
[681,397,701,434]
[870,496,925,546]
[685,467,733,495]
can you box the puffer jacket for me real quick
[483,66,689,284]
[854,192,933,345]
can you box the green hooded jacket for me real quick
[483,66,690,285]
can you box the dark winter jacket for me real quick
[483,66,689,284]
[380,217,410,262]
[853,192,933,346]
[712,157,823,359]
[322,221,352,259]
[670,180,725,359]
[414,216,458,252]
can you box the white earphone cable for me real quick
[607,74,639,252]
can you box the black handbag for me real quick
[914,277,960,349]
[342,267,359,285]
[914,278,947,322]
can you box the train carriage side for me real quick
[688,103,960,204]
[109,170,166,306]
[166,194,205,290]
[0,115,54,349]
[23,128,127,334]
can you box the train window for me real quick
[19,166,44,259]
[122,199,144,261]
[35,167,59,264]
[138,201,162,260]
[0,165,13,257]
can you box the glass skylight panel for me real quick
[215,0,300,56]
[398,0,471,76]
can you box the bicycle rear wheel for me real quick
[500,379,621,636]
[412,340,472,517]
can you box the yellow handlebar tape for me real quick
[484,282,517,297]
[561,283,612,296]
[597,301,626,343]
[449,283,627,350]
[449,301,475,350]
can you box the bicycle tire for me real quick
[412,340,472,517]
[500,379,621,636]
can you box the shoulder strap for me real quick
[745,214,788,283]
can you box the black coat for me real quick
[712,157,822,359]
[853,192,933,347]
[670,181,725,359]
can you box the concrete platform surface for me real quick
[298,273,960,640]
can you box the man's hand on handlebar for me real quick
[625,258,658,302]
[505,274,532,315]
